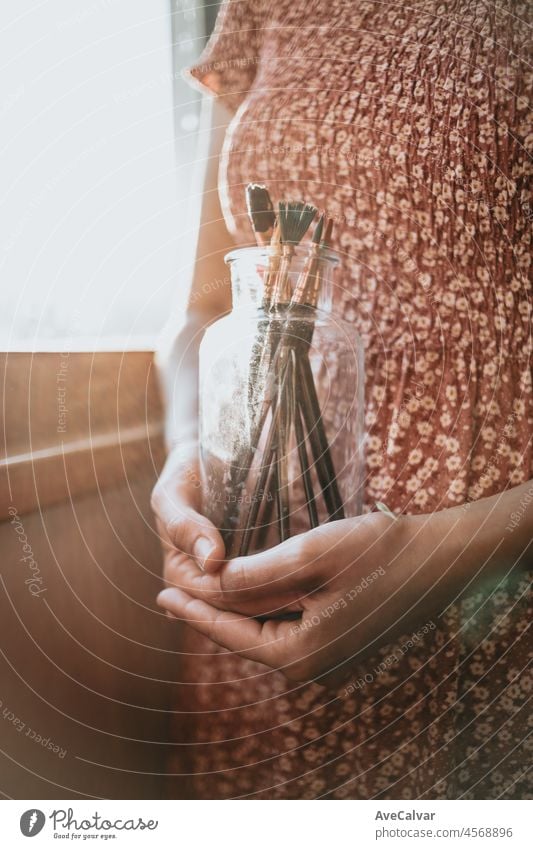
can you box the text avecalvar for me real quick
[375,811,436,821]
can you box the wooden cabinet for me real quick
[0,351,178,798]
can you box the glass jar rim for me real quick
[224,242,341,267]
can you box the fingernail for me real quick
[193,536,214,569]
[156,590,171,608]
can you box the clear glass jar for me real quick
[199,244,365,558]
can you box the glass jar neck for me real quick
[225,244,339,314]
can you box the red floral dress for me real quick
[166,0,532,799]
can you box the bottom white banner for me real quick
[0,799,530,848]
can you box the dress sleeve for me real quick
[183,0,266,113]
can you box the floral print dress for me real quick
[166,0,533,799]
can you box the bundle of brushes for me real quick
[221,183,345,557]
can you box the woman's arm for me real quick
[158,98,235,450]
[151,99,235,571]
[424,478,533,595]
[157,480,533,683]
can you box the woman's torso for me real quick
[216,0,532,512]
[168,0,533,800]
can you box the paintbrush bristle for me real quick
[278,200,317,245]
[246,183,276,233]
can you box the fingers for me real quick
[163,550,219,592]
[165,507,225,571]
[220,530,324,601]
[157,587,296,668]
[163,550,306,620]
[152,480,225,573]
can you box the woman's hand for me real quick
[151,444,226,585]
[152,444,306,618]
[156,483,532,683]
[157,508,459,683]
[152,443,301,616]
[152,444,311,617]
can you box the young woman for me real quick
[152,0,532,798]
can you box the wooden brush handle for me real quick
[296,354,345,521]
[237,352,292,556]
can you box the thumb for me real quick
[152,485,225,571]
[220,531,322,599]
[166,506,225,572]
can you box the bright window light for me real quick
[0,0,205,350]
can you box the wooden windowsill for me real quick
[1,351,166,519]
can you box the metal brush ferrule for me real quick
[273,244,295,305]
[292,244,321,306]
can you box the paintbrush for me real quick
[239,209,331,552]
[224,194,344,555]
[275,212,345,523]
[291,215,345,519]
[273,201,317,305]
[292,213,325,307]
[246,183,276,247]
[222,189,277,553]
[225,202,316,555]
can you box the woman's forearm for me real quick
[158,100,235,452]
[412,481,533,616]
[161,316,206,451]
[458,479,533,575]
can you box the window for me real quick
[0,0,211,350]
